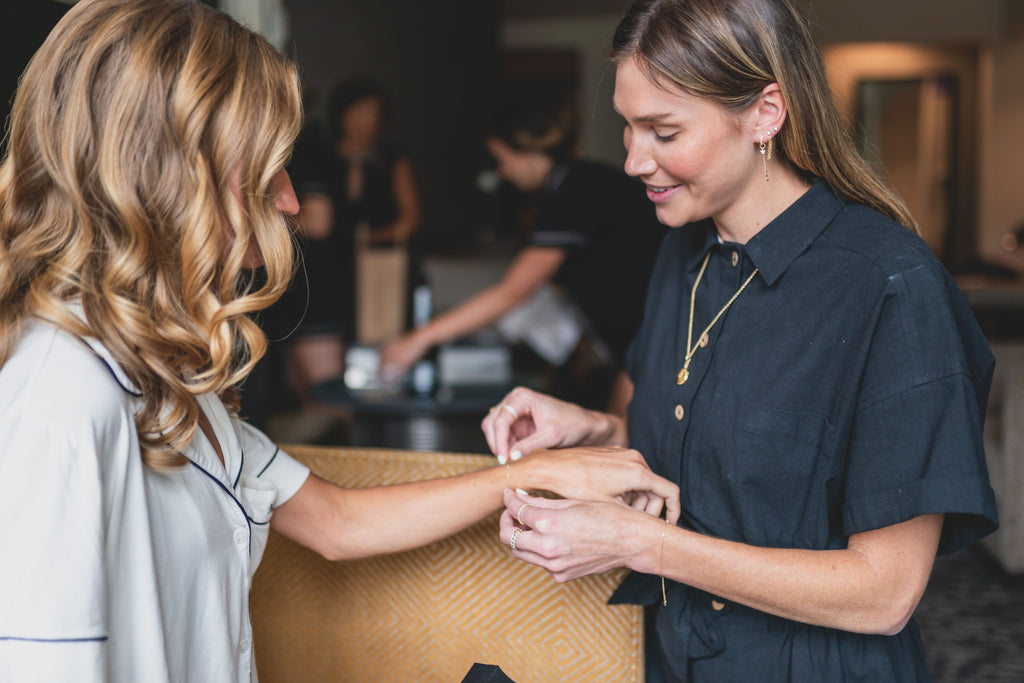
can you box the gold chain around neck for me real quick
[677,251,759,385]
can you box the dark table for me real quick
[312,379,515,454]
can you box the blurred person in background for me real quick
[379,95,665,416]
[278,77,422,405]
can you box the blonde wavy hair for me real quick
[610,0,919,233]
[0,0,303,469]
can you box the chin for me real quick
[655,206,691,229]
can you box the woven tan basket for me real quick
[250,445,644,683]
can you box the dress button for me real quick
[711,599,725,611]
[233,528,248,547]
[731,251,739,267]
[674,404,685,421]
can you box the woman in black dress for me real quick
[481,1,999,680]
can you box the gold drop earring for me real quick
[760,130,774,182]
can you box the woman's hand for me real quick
[378,331,430,383]
[500,488,662,582]
[482,386,627,462]
[521,446,680,524]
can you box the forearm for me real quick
[630,514,941,635]
[367,217,418,245]
[276,458,555,562]
[415,283,528,349]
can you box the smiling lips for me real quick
[646,183,682,202]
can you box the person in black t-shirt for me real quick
[379,97,665,415]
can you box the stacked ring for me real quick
[516,503,533,526]
[510,527,522,552]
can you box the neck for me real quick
[524,155,556,193]
[713,164,812,244]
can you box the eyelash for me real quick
[654,131,677,143]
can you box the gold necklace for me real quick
[676,251,759,385]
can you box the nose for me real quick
[272,170,299,215]
[623,131,657,178]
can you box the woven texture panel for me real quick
[250,445,644,683]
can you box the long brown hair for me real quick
[0,0,303,468]
[610,0,918,232]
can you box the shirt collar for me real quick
[65,300,240,484]
[743,179,845,286]
[64,301,143,395]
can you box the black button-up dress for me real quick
[612,180,999,682]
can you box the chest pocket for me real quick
[239,476,278,568]
[688,402,837,547]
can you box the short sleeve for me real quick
[234,419,310,504]
[530,172,602,249]
[0,417,108,680]
[841,265,998,554]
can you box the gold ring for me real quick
[498,404,519,419]
[517,502,533,526]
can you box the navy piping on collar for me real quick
[70,334,143,398]
[232,439,245,489]
[189,454,272,556]
[0,635,108,643]
[256,447,279,478]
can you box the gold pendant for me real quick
[676,368,689,385]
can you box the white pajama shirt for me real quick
[0,316,310,682]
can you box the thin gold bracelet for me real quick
[660,518,669,607]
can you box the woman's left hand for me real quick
[523,446,680,523]
[499,488,658,582]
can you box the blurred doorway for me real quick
[856,76,959,261]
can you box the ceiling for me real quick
[501,0,1022,44]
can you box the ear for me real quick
[751,82,788,142]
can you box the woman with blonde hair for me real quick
[0,2,679,681]
[483,0,999,680]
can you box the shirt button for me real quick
[233,528,248,547]
[731,251,739,267]
[240,637,251,654]
[674,404,685,421]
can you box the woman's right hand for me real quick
[378,332,429,384]
[481,386,626,463]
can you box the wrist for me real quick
[630,515,673,576]
[410,326,435,353]
[582,410,625,447]
[507,450,554,493]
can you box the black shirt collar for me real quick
[744,179,845,286]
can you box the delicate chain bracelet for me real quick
[660,518,669,606]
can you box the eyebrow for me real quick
[612,104,676,124]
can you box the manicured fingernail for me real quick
[496,454,507,465]
[510,450,522,461]
[515,488,528,496]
